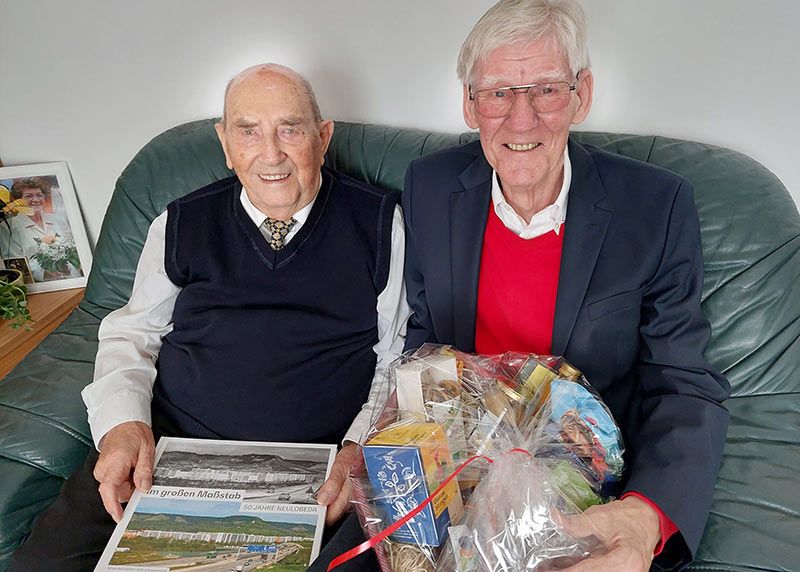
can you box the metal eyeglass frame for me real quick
[468,71,582,116]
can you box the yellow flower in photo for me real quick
[0,185,35,217]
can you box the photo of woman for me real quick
[1,176,81,282]
[0,162,91,292]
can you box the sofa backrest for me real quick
[85,119,800,400]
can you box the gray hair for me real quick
[221,64,323,125]
[457,0,591,86]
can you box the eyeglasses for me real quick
[469,74,579,118]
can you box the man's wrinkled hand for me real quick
[316,442,358,525]
[93,421,155,523]
[562,496,661,572]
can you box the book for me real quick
[94,437,337,572]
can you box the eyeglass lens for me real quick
[474,82,573,117]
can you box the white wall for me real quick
[1,0,798,245]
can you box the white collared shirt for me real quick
[239,182,316,243]
[491,147,571,238]
[83,182,409,448]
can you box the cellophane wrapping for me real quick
[349,344,625,572]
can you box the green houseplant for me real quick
[0,183,34,328]
[0,268,32,329]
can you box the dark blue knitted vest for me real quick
[152,167,398,444]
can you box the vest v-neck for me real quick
[159,166,398,444]
[233,171,332,270]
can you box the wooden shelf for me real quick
[0,287,84,379]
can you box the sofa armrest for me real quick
[0,306,100,571]
[690,390,800,570]
[0,459,67,567]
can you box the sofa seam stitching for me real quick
[0,404,92,446]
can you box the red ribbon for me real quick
[327,448,532,571]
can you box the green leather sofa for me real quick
[1,120,798,571]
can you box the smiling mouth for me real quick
[504,143,541,151]
[258,174,290,181]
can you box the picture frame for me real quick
[2,257,34,284]
[0,162,92,293]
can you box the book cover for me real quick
[94,437,336,572]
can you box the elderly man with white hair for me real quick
[10,63,409,572]
[394,1,731,570]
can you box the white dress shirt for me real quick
[491,147,571,238]
[83,186,409,449]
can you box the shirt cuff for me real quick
[342,407,371,446]
[620,491,679,556]
[86,391,152,450]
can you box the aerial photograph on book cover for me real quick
[106,498,318,571]
[153,439,333,505]
[95,438,336,572]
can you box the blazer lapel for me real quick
[552,139,612,355]
[450,153,492,352]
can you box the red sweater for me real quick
[475,206,678,554]
[475,206,563,355]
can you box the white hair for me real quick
[457,0,591,86]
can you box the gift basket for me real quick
[335,344,625,572]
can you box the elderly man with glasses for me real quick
[397,1,730,571]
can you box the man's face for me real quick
[463,36,593,196]
[215,70,333,219]
[20,187,46,212]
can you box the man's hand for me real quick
[563,496,661,571]
[93,421,155,523]
[316,442,358,525]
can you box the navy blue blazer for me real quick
[402,138,730,567]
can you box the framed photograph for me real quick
[0,162,92,293]
[2,257,33,284]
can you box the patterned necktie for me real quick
[263,217,297,251]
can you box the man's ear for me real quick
[571,69,594,125]
[319,120,334,157]
[463,84,480,129]
[214,122,234,170]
